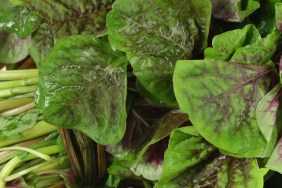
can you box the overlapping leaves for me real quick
[12,0,114,65]
[107,0,212,106]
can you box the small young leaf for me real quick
[204,24,261,61]
[173,60,277,156]
[37,35,127,145]
[256,84,282,142]
[107,0,212,106]
[230,31,280,64]
[0,32,30,64]
[159,126,216,184]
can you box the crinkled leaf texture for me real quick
[173,60,277,157]
[0,32,30,64]
[157,127,263,188]
[205,24,261,61]
[211,0,260,22]
[107,0,211,106]
[205,24,280,65]
[0,0,40,38]
[230,31,280,64]
[14,0,114,66]
[37,35,127,145]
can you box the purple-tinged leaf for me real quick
[157,153,263,188]
[173,60,278,157]
[0,32,30,64]
[280,55,282,83]
[211,0,260,22]
[256,84,282,142]
[266,137,282,174]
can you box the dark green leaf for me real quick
[0,107,40,140]
[15,0,114,66]
[29,23,54,66]
[0,32,30,64]
[159,126,216,184]
[107,0,211,106]
[0,0,40,38]
[173,60,277,157]
[250,0,279,37]
[37,35,127,145]
[276,3,282,32]
[211,0,260,22]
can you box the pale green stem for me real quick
[0,69,38,81]
[0,85,37,98]
[0,98,33,112]
[0,145,59,188]
[5,161,56,181]
[0,77,38,90]
[0,102,35,117]
[0,146,51,161]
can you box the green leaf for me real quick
[135,111,188,161]
[107,160,137,179]
[0,108,40,141]
[276,3,282,32]
[256,84,281,143]
[16,0,114,66]
[173,60,277,156]
[211,0,260,22]
[37,35,127,145]
[215,157,263,188]
[204,24,261,61]
[159,126,216,184]
[0,32,30,64]
[0,0,40,38]
[230,32,280,64]
[251,0,279,37]
[107,0,211,106]
[157,154,263,188]
[29,23,54,67]
[266,137,282,174]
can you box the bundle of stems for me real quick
[0,69,38,117]
[0,68,76,187]
[0,67,105,187]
